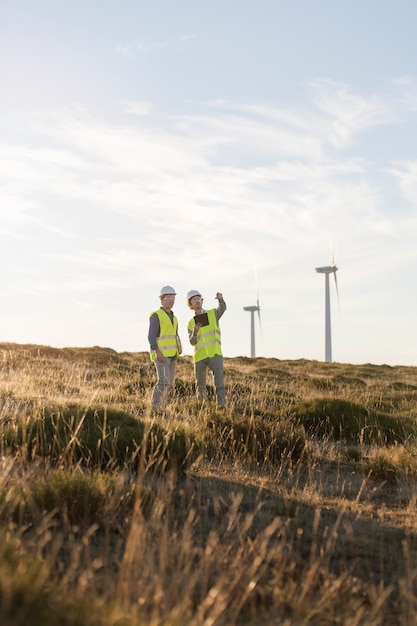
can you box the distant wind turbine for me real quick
[315,259,339,363]
[243,275,262,358]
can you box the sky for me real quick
[1,0,417,366]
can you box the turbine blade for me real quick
[333,270,341,311]
[332,243,338,267]
[255,268,263,342]
[257,307,262,333]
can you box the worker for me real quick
[148,285,182,408]
[187,290,226,407]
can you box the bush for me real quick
[291,397,413,444]
[2,404,202,473]
[204,412,306,466]
[363,445,417,484]
[0,469,148,530]
[0,532,104,626]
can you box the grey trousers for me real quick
[194,354,226,406]
[151,357,177,407]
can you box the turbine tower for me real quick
[243,281,261,357]
[315,261,339,363]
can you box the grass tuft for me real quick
[291,397,414,444]
[2,404,202,473]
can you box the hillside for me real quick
[0,342,416,625]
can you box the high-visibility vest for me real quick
[188,308,222,363]
[150,309,179,361]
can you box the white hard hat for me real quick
[187,289,202,303]
[159,285,177,297]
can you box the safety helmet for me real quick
[186,289,202,304]
[159,285,177,297]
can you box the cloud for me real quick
[113,43,135,58]
[169,109,324,161]
[1,83,415,312]
[113,34,196,58]
[394,76,417,111]
[310,79,396,148]
[120,100,152,116]
[386,160,417,206]
[0,106,403,292]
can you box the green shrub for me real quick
[30,471,108,525]
[0,470,150,529]
[332,375,367,388]
[204,412,306,466]
[363,446,417,484]
[291,397,413,444]
[387,381,417,391]
[2,404,202,473]
[0,532,104,626]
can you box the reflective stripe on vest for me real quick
[188,308,222,363]
[150,309,179,361]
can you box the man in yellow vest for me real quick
[148,285,182,408]
[187,290,226,407]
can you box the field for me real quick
[0,342,416,625]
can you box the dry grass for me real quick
[0,343,417,625]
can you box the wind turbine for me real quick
[315,259,339,363]
[243,277,262,358]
